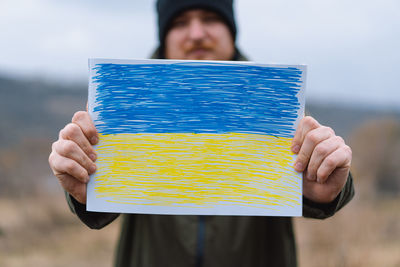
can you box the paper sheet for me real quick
[87,59,306,216]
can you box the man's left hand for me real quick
[291,116,352,203]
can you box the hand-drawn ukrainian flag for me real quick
[87,59,306,216]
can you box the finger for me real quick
[72,111,99,145]
[60,123,97,162]
[49,151,90,183]
[294,126,335,172]
[53,139,97,176]
[58,173,87,204]
[291,116,320,154]
[316,145,352,183]
[305,136,343,181]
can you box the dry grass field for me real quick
[296,193,400,266]
[0,192,119,267]
[0,114,399,266]
[0,179,399,267]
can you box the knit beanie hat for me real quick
[156,0,236,46]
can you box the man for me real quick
[48,0,354,266]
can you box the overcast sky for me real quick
[1,0,399,109]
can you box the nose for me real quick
[187,19,207,41]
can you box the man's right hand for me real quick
[48,111,99,204]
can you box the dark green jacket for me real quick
[67,49,355,267]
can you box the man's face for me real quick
[165,9,235,61]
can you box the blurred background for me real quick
[0,0,399,266]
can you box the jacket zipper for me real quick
[195,216,205,267]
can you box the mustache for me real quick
[184,43,213,54]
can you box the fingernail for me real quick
[317,177,322,184]
[89,164,96,174]
[307,173,316,181]
[295,162,303,172]
[292,145,300,153]
[89,153,97,162]
[91,136,98,144]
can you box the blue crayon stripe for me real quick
[92,62,303,137]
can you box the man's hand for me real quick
[291,116,352,203]
[48,111,99,204]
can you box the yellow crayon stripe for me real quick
[93,133,301,209]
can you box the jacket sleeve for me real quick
[302,172,355,219]
[65,192,120,229]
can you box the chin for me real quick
[188,53,232,61]
[188,56,212,60]
[185,51,216,61]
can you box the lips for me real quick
[186,48,211,58]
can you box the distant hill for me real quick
[0,76,87,149]
[307,102,400,139]
[1,74,398,147]
[1,74,399,196]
